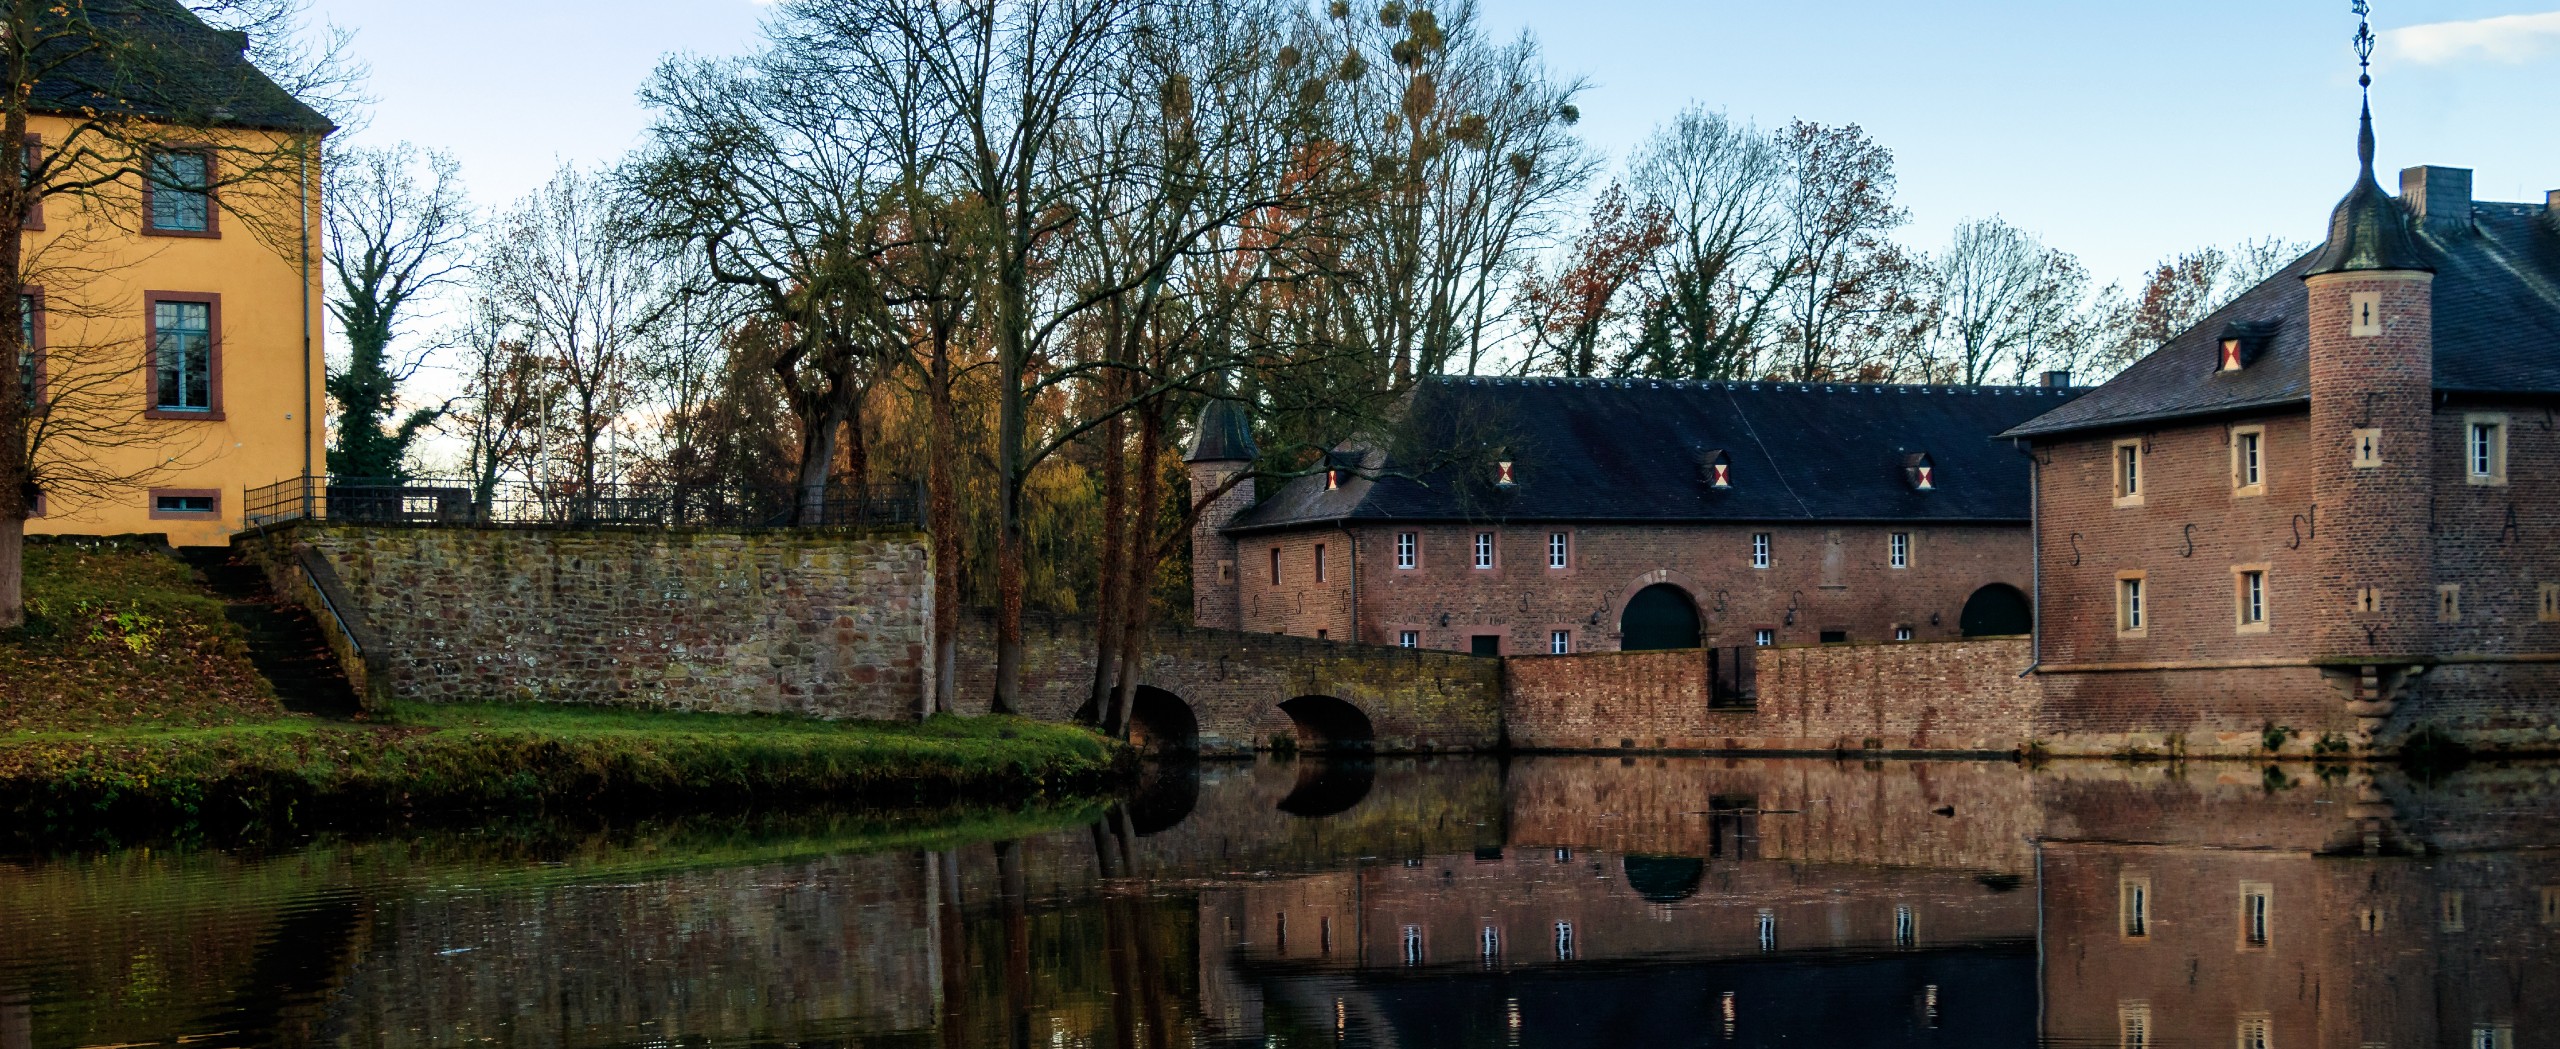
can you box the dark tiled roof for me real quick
[2008,197,2560,440]
[31,0,329,134]
[1222,378,2075,533]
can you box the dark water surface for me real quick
[4,755,2557,1047]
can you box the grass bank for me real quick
[1,540,1129,837]
[0,704,1129,837]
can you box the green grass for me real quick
[0,538,286,732]
[0,702,1129,839]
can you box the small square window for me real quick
[1396,531,1417,569]
[1751,532,1771,569]
[1315,628,1328,641]
[2113,440,2144,507]
[1889,532,1910,569]
[2235,568,2268,633]
[1473,532,1494,570]
[2350,290,2381,336]
[1548,531,1569,569]
[1216,559,1233,584]
[1893,625,1914,642]
[1398,630,1419,649]
[2356,587,2383,614]
[2466,415,2507,485]
[1550,630,1570,655]
[1753,628,1774,647]
[2352,428,2382,468]
[2232,427,2264,493]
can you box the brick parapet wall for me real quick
[238,524,934,718]
[1504,638,2037,755]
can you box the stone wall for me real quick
[1504,638,2037,755]
[239,524,934,719]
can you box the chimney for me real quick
[2400,165,2473,234]
[2547,190,2560,228]
[2040,370,2071,389]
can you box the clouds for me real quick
[2382,10,2560,66]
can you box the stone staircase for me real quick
[178,546,364,719]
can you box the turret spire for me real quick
[2305,1,2432,276]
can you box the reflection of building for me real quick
[1186,382,2066,655]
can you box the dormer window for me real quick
[1903,452,1934,492]
[2216,320,2277,374]
[1699,448,1732,489]
[1325,469,1341,491]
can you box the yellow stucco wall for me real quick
[21,115,324,547]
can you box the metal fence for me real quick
[244,476,923,532]
[1707,645,1758,709]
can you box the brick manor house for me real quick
[1185,377,2080,655]
[2006,101,2560,741]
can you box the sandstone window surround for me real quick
[1751,532,1771,569]
[2356,587,2384,614]
[2238,881,2273,949]
[2353,427,2383,469]
[2350,290,2382,337]
[2234,565,2270,634]
[1474,531,1495,570]
[2120,874,2151,939]
[2439,583,2463,624]
[2443,890,2467,932]
[1889,531,1910,569]
[2541,885,2560,925]
[2113,440,2144,507]
[2475,1025,2515,1049]
[2540,583,2560,623]
[1396,531,1417,570]
[2118,1003,2152,1049]
[2117,573,2148,637]
[2236,1014,2272,1049]
[2466,413,2508,486]
[1216,559,1233,584]
[2231,425,2266,496]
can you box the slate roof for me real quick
[30,0,330,134]
[1221,377,2076,533]
[2007,196,2560,440]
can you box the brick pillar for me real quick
[2305,270,2434,664]
[1188,460,1253,630]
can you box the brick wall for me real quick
[1504,638,2036,755]
[1232,528,1357,640]
[240,524,934,718]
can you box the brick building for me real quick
[2007,99,2560,745]
[1187,378,2077,655]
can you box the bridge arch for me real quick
[1127,685,1200,754]
[1279,694,1376,753]
[1276,757,1376,818]
[1960,583,2033,637]
[1622,854,1707,903]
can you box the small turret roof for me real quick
[2304,102,2432,276]
[1184,398,1258,463]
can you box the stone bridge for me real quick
[956,608,1503,755]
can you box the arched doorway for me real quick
[1622,854,1706,903]
[1279,695,1375,753]
[1619,583,1702,650]
[1960,583,2033,637]
[1127,686,1200,754]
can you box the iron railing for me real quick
[1707,645,1758,709]
[244,476,923,531]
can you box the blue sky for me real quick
[308,0,2560,288]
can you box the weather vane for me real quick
[2353,1,2375,90]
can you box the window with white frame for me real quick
[2114,440,2143,506]
[2233,427,2264,492]
[2241,882,2272,947]
[1894,625,1914,642]
[1889,532,1910,568]
[1396,531,1417,569]
[1550,630,1570,655]
[1751,532,1771,569]
[1754,628,1774,647]
[2118,575,2146,635]
[1553,921,1575,960]
[1474,532,1494,569]
[2468,415,2507,485]
[1399,630,1419,648]
[1548,531,1568,569]
[2236,568,2268,632]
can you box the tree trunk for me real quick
[992,325,1027,715]
[795,394,849,526]
[927,363,961,716]
[1087,380,1128,726]
[0,515,22,631]
[1104,408,1165,741]
[934,849,968,1049]
[995,840,1033,1049]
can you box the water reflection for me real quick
[3,758,2558,1046]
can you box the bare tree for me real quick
[1924,216,2091,385]
[1,0,330,629]
[324,142,467,479]
[482,165,661,494]
[1621,106,1787,380]
[445,296,552,511]
[1517,182,1667,377]
[2084,236,2310,376]
[1771,120,1906,382]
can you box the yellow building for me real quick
[19,10,329,548]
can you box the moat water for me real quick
[3,754,2555,1047]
